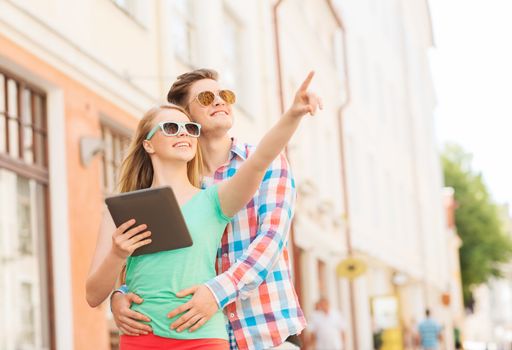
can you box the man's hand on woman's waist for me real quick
[167,284,219,332]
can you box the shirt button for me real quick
[230,313,235,318]
[223,253,228,257]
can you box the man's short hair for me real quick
[167,69,219,108]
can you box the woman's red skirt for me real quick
[120,333,229,350]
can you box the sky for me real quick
[428,0,512,213]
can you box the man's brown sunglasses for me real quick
[190,90,236,107]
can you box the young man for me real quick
[111,69,317,349]
[307,297,346,350]
[417,309,443,350]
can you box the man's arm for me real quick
[216,71,318,219]
[205,154,296,307]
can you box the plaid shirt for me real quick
[203,138,306,350]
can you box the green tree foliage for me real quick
[442,144,512,308]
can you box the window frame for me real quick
[0,66,54,349]
[99,115,132,196]
[110,0,148,28]
[222,7,242,91]
[0,70,48,183]
[171,0,197,66]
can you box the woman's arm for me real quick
[85,211,152,307]
[218,71,321,216]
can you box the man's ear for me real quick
[142,140,155,154]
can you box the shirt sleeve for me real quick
[204,153,296,308]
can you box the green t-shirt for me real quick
[125,185,231,340]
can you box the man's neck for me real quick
[200,135,233,176]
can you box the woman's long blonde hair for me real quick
[117,104,203,193]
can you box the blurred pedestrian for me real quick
[307,297,346,350]
[453,325,463,349]
[417,309,443,350]
[403,318,419,350]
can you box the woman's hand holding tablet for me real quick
[110,219,152,259]
[105,186,193,256]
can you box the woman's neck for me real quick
[150,159,194,193]
[199,134,233,176]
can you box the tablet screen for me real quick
[105,187,193,256]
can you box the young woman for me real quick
[86,72,321,349]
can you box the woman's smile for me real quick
[172,141,192,148]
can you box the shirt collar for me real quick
[230,137,248,161]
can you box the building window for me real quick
[222,10,241,91]
[100,121,131,195]
[171,0,196,65]
[0,73,47,167]
[111,0,146,26]
[0,68,52,349]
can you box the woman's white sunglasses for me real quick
[146,121,201,140]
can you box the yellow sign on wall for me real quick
[336,257,367,279]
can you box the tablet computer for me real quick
[105,186,193,256]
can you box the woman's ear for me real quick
[142,140,155,154]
